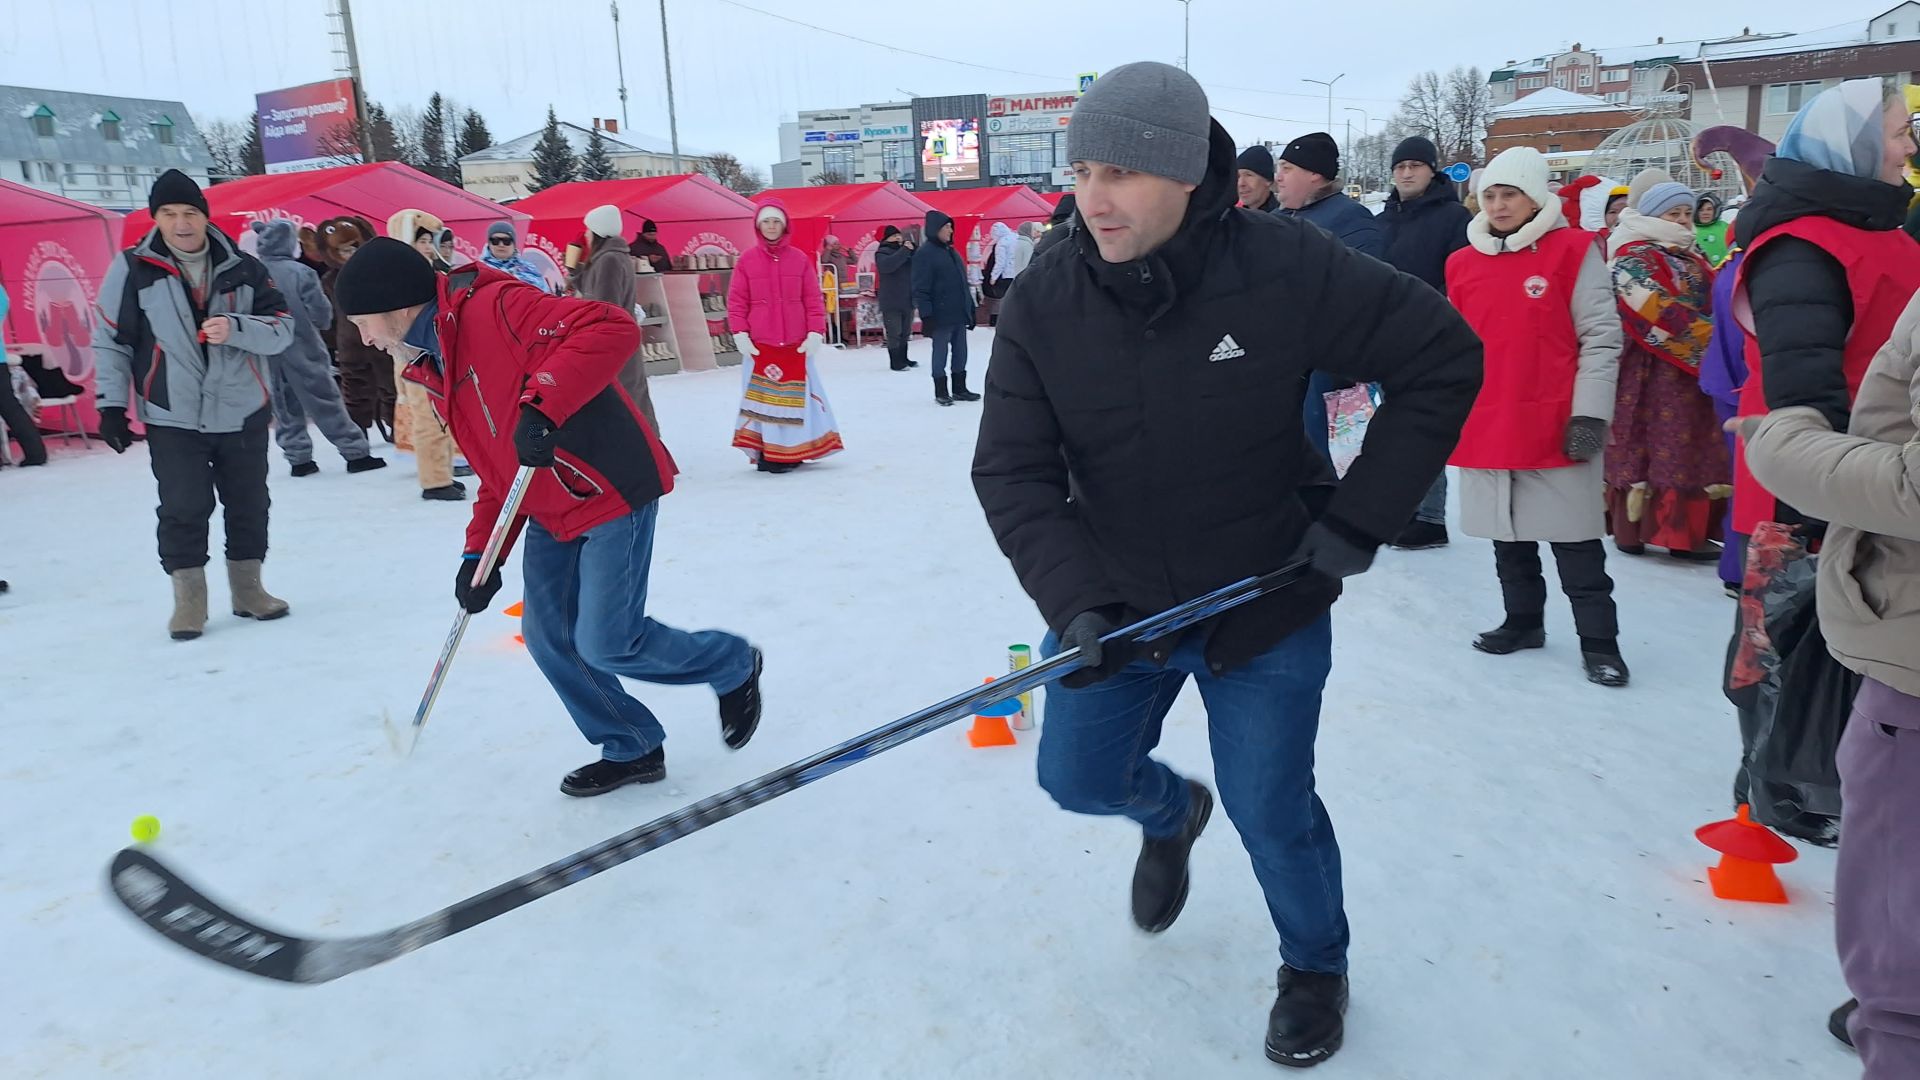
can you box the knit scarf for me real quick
[1605,208,1698,260]
[1466,200,1565,255]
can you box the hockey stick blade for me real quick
[104,560,1308,983]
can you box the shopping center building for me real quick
[772,90,1082,193]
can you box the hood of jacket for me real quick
[250,219,299,260]
[1073,116,1239,303]
[1734,155,1912,249]
[925,210,956,248]
[991,221,1014,242]
[1385,175,1461,217]
[591,234,632,259]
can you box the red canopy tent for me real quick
[120,162,524,266]
[917,187,1053,277]
[1038,192,1068,209]
[510,174,759,270]
[1,179,125,432]
[750,183,932,264]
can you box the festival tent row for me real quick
[509,174,761,269]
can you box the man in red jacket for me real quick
[334,238,763,795]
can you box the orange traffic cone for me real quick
[1696,804,1798,904]
[967,678,1019,748]
[504,600,525,644]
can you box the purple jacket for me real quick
[1699,249,1748,425]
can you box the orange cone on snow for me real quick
[967,678,1020,748]
[504,600,525,644]
[1696,804,1798,904]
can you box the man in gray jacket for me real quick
[248,220,385,478]
[94,170,296,640]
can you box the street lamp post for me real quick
[1344,107,1371,189]
[1176,0,1193,71]
[1300,73,1344,132]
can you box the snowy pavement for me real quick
[2,330,1857,1078]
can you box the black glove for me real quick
[1290,518,1377,581]
[1563,416,1607,462]
[513,405,556,467]
[1059,607,1134,689]
[453,554,504,614]
[98,406,132,454]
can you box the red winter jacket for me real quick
[401,265,677,557]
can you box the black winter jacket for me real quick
[911,211,973,329]
[1736,156,1916,431]
[972,120,1484,675]
[1379,177,1472,294]
[872,239,915,313]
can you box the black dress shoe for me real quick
[560,749,665,797]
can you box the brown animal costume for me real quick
[317,216,396,440]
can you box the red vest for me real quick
[1730,216,1920,533]
[1446,225,1594,470]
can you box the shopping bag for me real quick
[1324,382,1380,479]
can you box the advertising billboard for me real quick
[255,79,360,174]
[920,118,979,182]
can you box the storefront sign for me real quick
[995,174,1048,188]
[862,124,911,140]
[802,129,861,144]
[988,94,1080,117]
[986,114,1071,135]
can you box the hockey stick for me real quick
[384,465,538,757]
[108,560,1311,983]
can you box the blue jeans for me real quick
[1414,470,1448,525]
[1302,369,1335,461]
[927,324,968,380]
[520,503,755,762]
[1037,615,1348,973]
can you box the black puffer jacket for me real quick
[1735,155,1915,429]
[972,119,1484,675]
[911,211,973,329]
[1379,176,1472,294]
[872,239,915,313]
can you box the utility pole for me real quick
[1301,73,1344,133]
[659,0,682,172]
[1344,107,1370,188]
[330,0,375,162]
[1176,1,1192,71]
[611,2,630,130]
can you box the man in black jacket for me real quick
[972,62,1482,1067]
[910,210,977,405]
[1378,136,1474,551]
[871,225,918,372]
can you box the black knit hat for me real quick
[1279,132,1339,181]
[148,168,209,217]
[334,237,440,317]
[1391,136,1439,170]
[1235,145,1276,182]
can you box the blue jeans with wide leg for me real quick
[1037,613,1348,973]
[519,503,755,762]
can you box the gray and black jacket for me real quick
[93,227,294,433]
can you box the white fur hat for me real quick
[1478,147,1553,214]
[584,204,624,239]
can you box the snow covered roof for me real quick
[1489,88,1635,119]
[1697,17,1895,60]
[0,84,210,169]
[458,121,707,164]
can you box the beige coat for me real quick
[575,235,658,434]
[1458,242,1623,543]
[1745,292,1920,699]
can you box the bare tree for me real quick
[1390,66,1494,169]
[388,105,425,170]
[697,152,766,196]
[197,116,248,183]
[808,169,850,187]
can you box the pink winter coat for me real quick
[728,199,826,347]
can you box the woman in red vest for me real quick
[1446,147,1629,687]
[1604,180,1729,560]
[1731,78,1920,534]
[1726,78,1920,828]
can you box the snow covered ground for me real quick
[2,331,1859,1078]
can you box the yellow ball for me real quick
[130,815,161,843]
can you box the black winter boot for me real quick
[560,749,665,796]
[290,461,320,477]
[888,345,911,372]
[951,371,982,402]
[1131,779,1212,933]
[1829,998,1858,1049]
[1389,519,1448,550]
[1265,966,1348,1068]
[346,455,388,474]
[1580,636,1630,687]
[718,647,764,749]
[421,481,467,501]
[1473,616,1545,655]
[933,377,954,407]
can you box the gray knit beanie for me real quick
[1636,181,1697,221]
[1066,62,1211,186]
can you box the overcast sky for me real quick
[0,1,1885,170]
